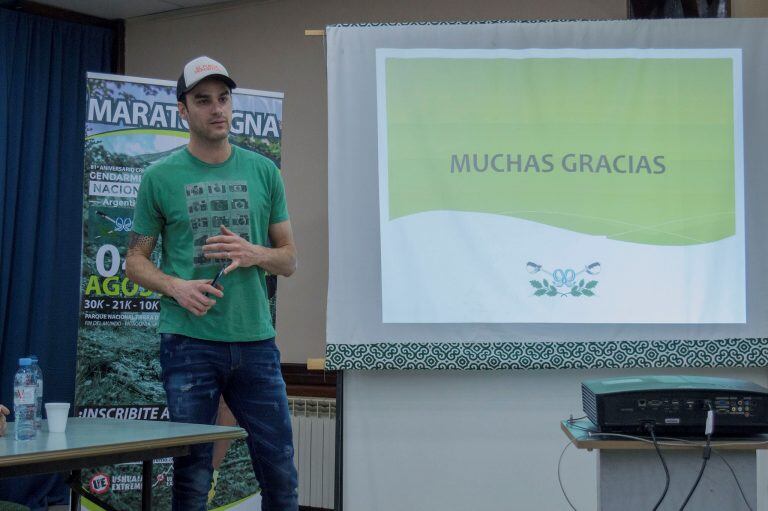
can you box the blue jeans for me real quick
[160,334,298,511]
[0,474,66,510]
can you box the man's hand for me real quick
[203,223,296,277]
[125,231,227,316]
[169,278,224,317]
[203,225,266,274]
[0,405,10,436]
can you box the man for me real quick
[126,56,298,511]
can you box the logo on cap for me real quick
[195,64,222,74]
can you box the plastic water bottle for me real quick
[13,358,36,441]
[29,355,43,430]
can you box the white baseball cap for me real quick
[177,56,237,100]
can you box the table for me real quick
[0,418,247,511]
[561,418,768,510]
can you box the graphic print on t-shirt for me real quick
[185,181,251,267]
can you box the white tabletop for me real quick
[0,418,246,467]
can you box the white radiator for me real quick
[289,397,336,509]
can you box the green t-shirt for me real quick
[132,145,289,341]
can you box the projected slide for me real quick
[377,49,744,324]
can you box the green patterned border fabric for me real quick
[325,339,768,370]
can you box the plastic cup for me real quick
[45,403,70,433]
[45,433,67,450]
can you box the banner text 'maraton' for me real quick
[88,98,281,138]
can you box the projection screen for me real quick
[326,19,768,370]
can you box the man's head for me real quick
[177,56,237,144]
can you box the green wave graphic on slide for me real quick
[384,56,737,246]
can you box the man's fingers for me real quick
[181,287,217,316]
[204,284,224,298]
[220,225,236,236]
[185,300,205,316]
[202,242,229,252]
[204,237,238,248]
[189,301,212,316]
[196,294,216,308]
[223,260,239,275]
[0,405,10,415]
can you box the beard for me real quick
[190,120,230,143]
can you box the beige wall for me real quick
[732,0,768,17]
[125,0,626,363]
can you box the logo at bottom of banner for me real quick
[89,473,110,495]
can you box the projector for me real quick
[582,375,768,436]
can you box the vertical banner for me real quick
[75,73,283,510]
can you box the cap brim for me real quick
[188,73,236,92]
[178,73,237,100]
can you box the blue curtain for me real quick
[0,8,114,509]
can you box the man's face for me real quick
[178,78,232,143]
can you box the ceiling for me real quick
[29,0,238,20]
